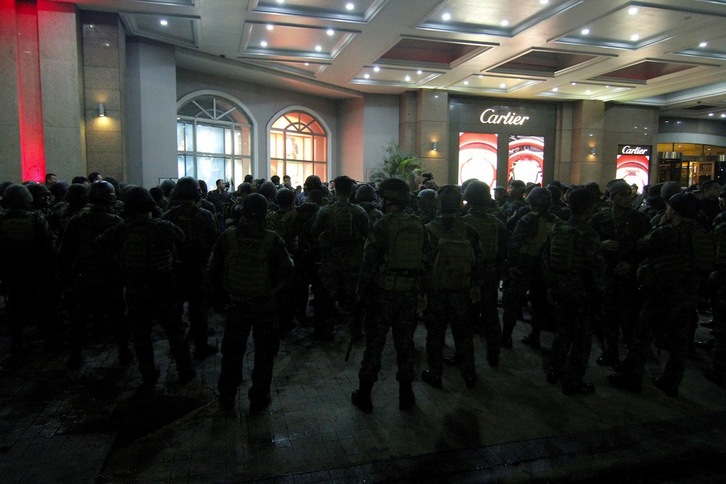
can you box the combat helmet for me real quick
[463,180,491,207]
[243,193,268,222]
[377,177,410,206]
[436,184,463,213]
[2,184,33,209]
[174,176,201,201]
[526,186,552,209]
[89,181,117,204]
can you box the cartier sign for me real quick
[620,145,650,155]
[480,108,530,126]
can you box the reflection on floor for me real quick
[0,303,725,482]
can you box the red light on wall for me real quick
[16,0,46,182]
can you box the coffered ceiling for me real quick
[53,0,726,119]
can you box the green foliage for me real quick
[369,143,423,185]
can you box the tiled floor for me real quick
[1,301,726,482]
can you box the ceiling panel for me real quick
[240,22,357,59]
[350,66,442,87]
[376,37,494,69]
[536,81,633,99]
[250,0,388,22]
[121,13,198,47]
[447,75,543,94]
[591,60,701,84]
[488,49,608,77]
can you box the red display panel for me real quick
[616,145,651,193]
[458,132,498,187]
[508,136,544,186]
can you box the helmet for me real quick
[174,176,200,201]
[243,193,268,222]
[2,184,33,209]
[568,187,597,216]
[27,182,51,201]
[257,181,278,201]
[303,175,323,191]
[526,186,552,209]
[88,181,117,204]
[436,184,463,213]
[275,187,295,207]
[377,177,410,206]
[463,180,491,206]
[355,184,375,202]
[660,181,681,201]
[605,179,631,198]
[65,183,89,205]
[124,186,156,213]
[417,188,436,202]
[49,181,68,201]
[160,179,176,197]
[668,192,700,219]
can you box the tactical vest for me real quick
[266,209,298,251]
[463,212,499,264]
[427,220,474,291]
[328,203,358,242]
[120,219,175,275]
[685,222,713,275]
[223,229,276,298]
[714,221,726,269]
[547,221,585,273]
[517,215,554,267]
[376,213,424,291]
[0,211,37,254]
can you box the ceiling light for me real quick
[102,42,110,48]
[605,85,610,88]
[373,66,380,72]
[434,94,439,98]
[586,89,591,94]
[417,70,423,75]
[276,0,284,4]
[442,12,451,21]
[266,24,274,31]
[500,20,509,27]
[499,83,506,88]
[721,114,726,118]
[326,29,334,36]
[571,82,576,85]
[709,113,715,116]
[315,45,322,52]
[346,3,354,11]
[160,19,168,26]
[364,73,370,79]
[630,34,639,41]
[304,62,309,66]
[540,0,549,4]
[260,41,268,47]
[581,28,590,35]
[463,80,469,85]
[405,75,411,82]
[553,87,558,92]
[628,7,638,15]
[700,41,708,48]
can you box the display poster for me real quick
[507,135,544,186]
[616,145,651,193]
[458,132,498,187]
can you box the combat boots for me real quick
[351,380,373,413]
[399,381,415,411]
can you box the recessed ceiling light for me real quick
[364,73,370,79]
[605,85,610,88]
[276,0,285,4]
[434,94,439,98]
[553,87,559,92]
[628,7,638,15]
[346,3,354,11]
[417,70,423,75]
[405,75,411,82]
[630,34,639,41]
[500,83,506,88]
[315,45,322,52]
[464,80,469,85]
[102,42,110,47]
[571,82,577,85]
[304,62,309,66]
[589,133,593,137]
[373,66,380,72]
[581,28,590,35]
[721,114,726,118]
[266,24,274,31]
[500,20,509,27]
[326,29,334,36]
[260,41,267,47]
[709,113,715,116]
[540,0,549,4]
[442,12,451,21]
[586,89,591,94]
[160,19,168,26]
[700,41,708,48]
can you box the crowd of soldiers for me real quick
[0,170,724,416]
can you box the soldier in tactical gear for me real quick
[209,193,294,416]
[97,186,195,389]
[162,177,219,359]
[501,187,557,349]
[463,181,508,367]
[352,177,428,413]
[588,179,651,367]
[544,188,604,395]
[355,183,383,231]
[60,181,130,369]
[421,185,484,390]
[27,182,53,216]
[312,176,369,340]
[0,184,58,368]
[416,188,437,224]
[704,186,726,387]
[609,192,712,396]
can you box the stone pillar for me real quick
[0,0,23,182]
[416,90,449,185]
[570,100,605,185]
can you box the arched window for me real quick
[177,94,252,189]
[270,110,327,189]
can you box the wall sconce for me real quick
[431,142,438,151]
[589,146,596,155]
[97,103,106,117]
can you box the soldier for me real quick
[609,192,713,396]
[704,186,726,387]
[162,177,219,359]
[209,193,294,415]
[501,187,558,349]
[47,183,89,237]
[294,178,325,326]
[500,180,527,225]
[97,186,195,390]
[312,176,369,340]
[415,188,437,224]
[0,184,58,368]
[354,183,383,231]
[588,179,651,367]
[462,181,507,367]
[59,181,130,369]
[421,185,484,390]
[351,177,428,413]
[544,188,604,395]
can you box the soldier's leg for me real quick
[155,282,194,383]
[218,303,252,407]
[502,275,526,348]
[481,280,502,366]
[548,309,574,383]
[707,272,726,384]
[391,297,417,410]
[249,303,279,412]
[353,291,388,413]
[563,312,594,386]
[608,298,656,392]
[422,294,446,387]
[450,292,476,388]
[125,284,157,386]
[661,299,697,394]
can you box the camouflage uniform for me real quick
[266,204,302,335]
[209,218,294,411]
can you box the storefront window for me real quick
[270,111,327,188]
[177,94,253,189]
[656,143,725,186]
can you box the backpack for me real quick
[383,214,425,272]
[120,219,174,274]
[427,221,474,291]
[169,209,197,252]
[329,203,356,242]
[223,229,276,297]
[517,214,554,266]
[266,209,298,249]
[463,212,499,264]
[0,212,37,254]
[547,221,584,273]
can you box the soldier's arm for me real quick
[271,235,295,291]
[356,219,385,297]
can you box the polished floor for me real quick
[1,299,725,483]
